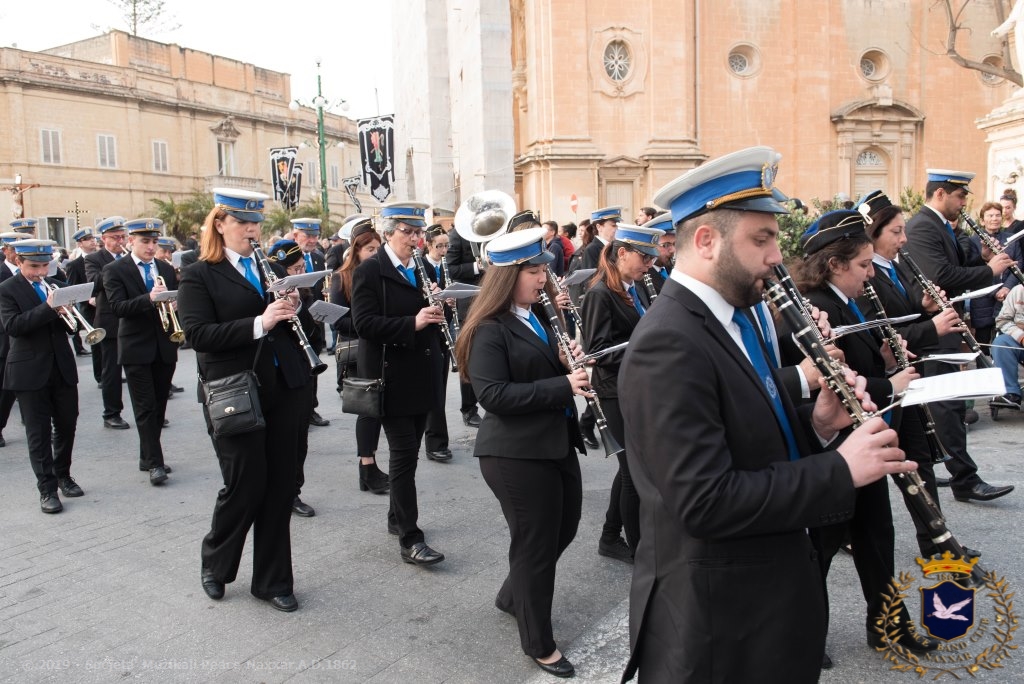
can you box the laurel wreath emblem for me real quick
[875,570,1018,679]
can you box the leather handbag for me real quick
[200,339,266,437]
[341,375,384,418]
[335,338,359,369]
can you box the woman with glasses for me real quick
[582,225,663,565]
[350,201,447,566]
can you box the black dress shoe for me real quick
[149,466,168,486]
[534,655,574,678]
[139,464,172,474]
[952,482,1014,502]
[162,418,170,427]
[461,410,482,428]
[267,594,299,612]
[964,408,980,425]
[40,492,62,514]
[200,570,224,600]
[291,497,315,517]
[936,477,951,488]
[580,427,599,450]
[103,416,130,429]
[598,537,633,564]
[426,449,453,462]
[169,383,184,393]
[57,477,84,497]
[309,411,330,427]
[400,542,445,566]
[868,627,939,653]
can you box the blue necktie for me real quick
[885,263,908,299]
[945,220,957,244]
[239,257,264,296]
[847,298,867,323]
[752,304,778,369]
[304,253,314,273]
[402,265,417,287]
[141,262,154,292]
[732,310,800,461]
[628,284,646,316]
[32,281,46,302]
[526,311,549,344]
[660,267,668,280]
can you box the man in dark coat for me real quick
[85,216,130,429]
[65,228,100,365]
[290,218,329,427]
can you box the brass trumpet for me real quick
[40,281,106,345]
[154,276,185,344]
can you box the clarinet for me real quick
[538,291,624,459]
[773,264,826,344]
[412,249,458,373]
[249,240,328,376]
[642,272,658,303]
[546,265,585,332]
[439,257,461,342]
[959,208,1024,288]
[862,283,951,465]
[766,278,985,585]
[897,249,993,369]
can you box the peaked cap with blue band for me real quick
[96,216,127,234]
[0,232,27,245]
[486,227,555,267]
[72,228,95,242]
[646,211,674,234]
[614,224,666,257]
[125,218,163,236]
[10,218,37,234]
[653,146,789,225]
[591,206,622,223]
[926,169,975,193]
[157,237,176,249]
[212,187,268,223]
[381,201,429,228]
[800,210,868,256]
[290,217,322,235]
[12,239,56,263]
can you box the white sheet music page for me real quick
[902,368,1004,406]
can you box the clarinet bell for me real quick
[598,423,625,459]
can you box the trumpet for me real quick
[40,280,106,345]
[322,271,333,299]
[154,276,185,344]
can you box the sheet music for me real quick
[947,283,1003,303]
[917,352,979,365]
[561,269,597,287]
[831,314,919,338]
[309,300,349,324]
[48,283,94,308]
[437,287,481,300]
[267,270,330,292]
[172,251,184,268]
[901,368,1004,406]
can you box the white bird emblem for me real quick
[930,594,971,621]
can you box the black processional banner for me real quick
[358,116,395,203]
[270,147,301,209]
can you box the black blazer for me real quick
[546,238,565,277]
[350,249,444,416]
[103,256,179,365]
[0,274,78,391]
[857,262,940,356]
[618,278,855,683]
[85,249,120,337]
[582,238,606,270]
[445,230,482,285]
[581,280,648,399]
[324,242,346,271]
[468,313,584,458]
[905,208,991,298]
[177,258,310,391]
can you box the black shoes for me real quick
[964,408,980,425]
[598,537,633,564]
[169,383,184,393]
[103,416,130,429]
[200,570,224,600]
[139,464,173,474]
[40,492,62,514]
[921,545,981,560]
[868,625,939,654]
[461,410,482,428]
[400,542,445,566]
[267,594,298,612]
[76,349,92,357]
[534,654,575,678]
[952,482,1014,502]
[936,477,951,488]
[359,462,390,494]
[57,477,84,497]
[426,449,453,462]
[579,426,599,450]
[291,497,315,517]
[309,411,330,427]
[149,466,168,486]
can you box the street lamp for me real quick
[289,58,348,215]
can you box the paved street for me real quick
[1,348,1022,683]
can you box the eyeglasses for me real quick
[395,226,424,238]
[104,234,127,241]
[629,248,656,263]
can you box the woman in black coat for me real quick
[350,202,446,566]
[177,188,311,613]
[581,225,663,563]
[454,227,589,679]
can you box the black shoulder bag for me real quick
[200,338,266,437]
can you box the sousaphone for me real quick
[453,190,517,244]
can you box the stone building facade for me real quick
[0,31,366,246]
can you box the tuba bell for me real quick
[453,190,517,245]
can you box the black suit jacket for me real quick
[325,243,346,271]
[582,238,606,270]
[581,280,648,399]
[85,249,120,337]
[350,249,444,416]
[545,238,565,277]
[177,258,310,391]
[618,277,855,683]
[445,230,482,285]
[103,256,179,365]
[468,313,584,458]
[857,262,940,356]
[0,274,78,391]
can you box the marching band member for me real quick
[65,229,100,360]
[350,201,446,566]
[291,218,329,428]
[0,232,28,447]
[454,227,586,678]
[178,188,310,612]
[10,218,37,236]
[583,224,662,565]
[85,216,130,430]
[103,219,178,486]
[619,147,915,683]
[645,211,675,294]
[0,239,81,513]
[421,224,454,463]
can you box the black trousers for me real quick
[425,356,450,452]
[598,397,639,551]
[922,361,979,489]
[381,413,428,548]
[90,333,103,384]
[201,377,311,599]
[459,380,477,415]
[897,406,943,555]
[481,451,582,658]
[0,352,19,431]
[98,336,123,419]
[18,365,78,494]
[356,415,381,457]
[295,384,313,497]
[123,360,175,470]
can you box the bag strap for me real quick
[197,335,266,384]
